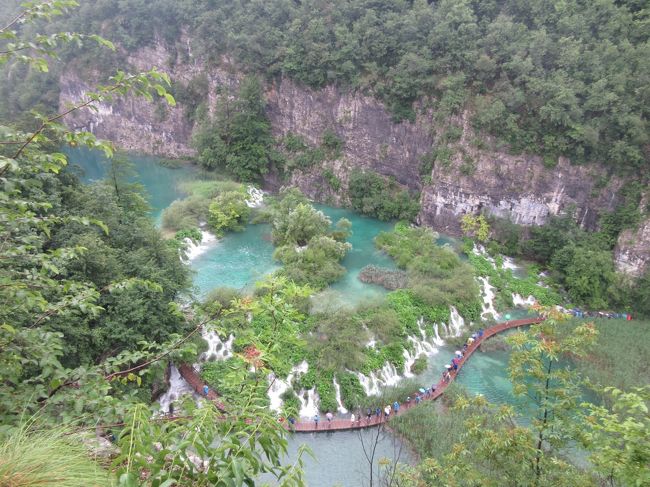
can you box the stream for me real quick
[67,149,533,486]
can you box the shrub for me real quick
[348,170,419,221]
[411,355,428,375]
[207,190,251,235]
[358,265,408,290]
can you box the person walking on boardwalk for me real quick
[350,413,355,424]
[366,408,372,421]
[384,405,391,418]
[326,411,333,422]
[203,385,209,397]
[393,401,400,415]
[314,414,319,428]
[375,407,381,418]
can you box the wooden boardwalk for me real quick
[179,316,544,433]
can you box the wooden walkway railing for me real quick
[178,316,544,433]
[177,363,227,412]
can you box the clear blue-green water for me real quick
[191,222,280,294]
[270,429,414,487]
[69,149,548,484]
[64,147,195,223]
[191,202,400,300]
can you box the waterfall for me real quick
[200,331,234,362]
[158,365,197,413]
[267,374,290,412]
[267,360,309,412]
[502,256,518,271]
[403,317,440,376]
[356,371,382,396]
[182,229,218,262]
[332,378,348,414]
[512,293,536,307]
[478,277,500,321]
[245,186,264,208]
[472,244,496,268]
[432,323,444,346]
[448,306,465,337]
[298,388,320,418]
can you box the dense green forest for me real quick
[1,2,649,486]
[1,0,648,174]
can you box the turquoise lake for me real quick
[67,148,537,485]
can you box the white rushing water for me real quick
[512,293,536,307]
[403,317,440,377]
[245,186,264,208]
[267,360,309,413]
[502,256,518,271]
[356,306,469,395]
[159,328,235,412]
[448,306,465,336]
[432,323,444,346]
[158,365,198,414]
[479,276,500,321]
[332,377,348,414]
[183,229,218,262]
[298,388,320,418]
[201,330,234,362]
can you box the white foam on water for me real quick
[478,277,500,321]
[267,360,309,412]
[200,330,234,362]
[512,293,536,307]
[432,323,444,346]
[332,377,348,414]
[448,306,465,337]
[183,230,218,262]
[298,388,320,418]
[502,256,518,271]
[403,317,441,376]
[472,244,496,268]
[158,365,197,414]
[245,186,264,208]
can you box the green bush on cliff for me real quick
[348,170,420,221]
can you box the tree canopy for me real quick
[2,0,648,173]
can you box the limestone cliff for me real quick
[614,196,650,277]
[59,42,648,276]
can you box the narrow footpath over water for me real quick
[179,316,544,432]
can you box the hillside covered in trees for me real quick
[2,0,648,174]
[1,1,649,486]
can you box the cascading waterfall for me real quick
[512,293,536,307]
[403,317,441,377]
[267,360,309,412]
[332,378,348,414]
[158,365,197,414]
[448,306,465,337]
[432,323,444,346]
[182,229,218,262]
[201,330,234,362]
[264,360,319,418]
[502,256,518,271]
[245,186,264,208]
[159,328,235,412]
[298,388,320,418]
[478,276,500,321]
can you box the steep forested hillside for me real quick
[2,0,648,173]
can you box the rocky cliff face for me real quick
[59,42,648,276]
[614,197,650,277]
